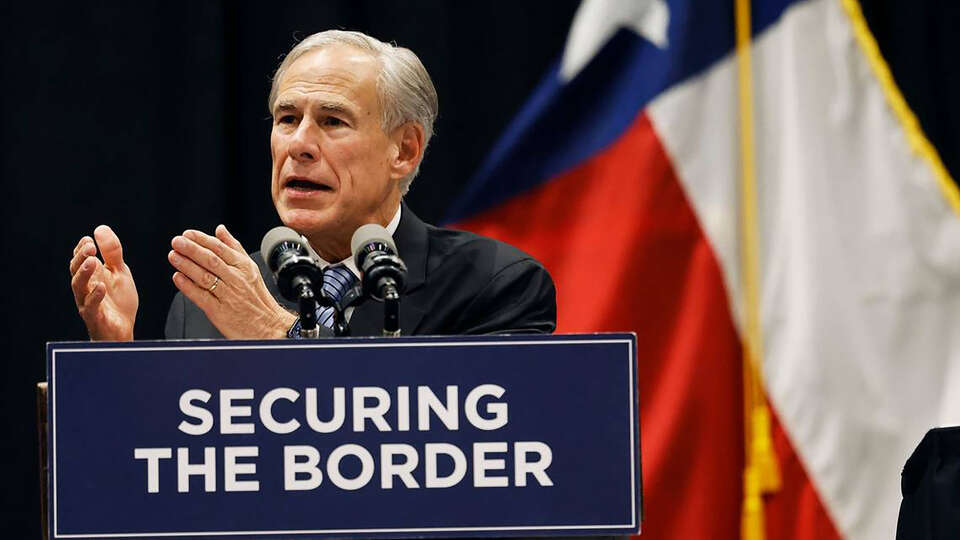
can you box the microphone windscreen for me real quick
[260,226,304,270]
[351,224,397,265]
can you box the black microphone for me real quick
[351,224,407,336]
[261,226,324,337]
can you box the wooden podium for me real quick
[37,382,48,540]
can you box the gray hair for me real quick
[268,30,439,194]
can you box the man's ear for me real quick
[389,122,425,180]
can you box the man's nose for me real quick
[288,122,321,163]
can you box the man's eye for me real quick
[323,117,346,127]
[278,115,297,124]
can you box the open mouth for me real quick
[286,179,333,192]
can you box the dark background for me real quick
[1,1,957,537]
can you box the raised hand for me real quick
[69,225,139,341]
[168,224,297,339]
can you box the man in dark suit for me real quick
[69,30,555,340]
[164,202,555,338]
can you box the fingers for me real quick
[215,225,264,286]
[172,271,216,310]
[84,282,107,313]
[171,234,229,288]
[182,229,244,267]
[94,225,125,269]
[216,224,245,252]
[72,236,94,257]
[70,238,97,275]
[171,226,263,313]
[168,249,221,294]
[71,257,99,308]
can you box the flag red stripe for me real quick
[454,111,840,539]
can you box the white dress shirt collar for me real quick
[303,203,402,280]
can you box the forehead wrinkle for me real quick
[283,69,361,92]
[279,53,372,98]
[277,73,369,110]
[276,47,382,116]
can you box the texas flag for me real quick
[445,0,960,538]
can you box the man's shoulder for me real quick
[413,222,555,334]
[422,222,546,279]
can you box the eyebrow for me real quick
[273,100,356,122]
[273,102,299,115]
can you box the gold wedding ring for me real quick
[208,276,220,293]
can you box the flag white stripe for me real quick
[648,0,960,537]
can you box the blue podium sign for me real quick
[47,334,640,539]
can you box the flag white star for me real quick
[560,0,670,81]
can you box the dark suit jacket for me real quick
[164,203,556,338]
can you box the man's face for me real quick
[270,45,402,257]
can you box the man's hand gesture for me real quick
[168,225,296,339]
[69,225,139,341]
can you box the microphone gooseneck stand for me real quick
[382,285,400,337]
[359,252,406,337]
[291,275,320,338]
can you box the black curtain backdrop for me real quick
[1,1,957,537]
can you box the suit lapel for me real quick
[393,200,428,294]
[347,300,381,336]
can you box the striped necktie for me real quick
[316,264,358,329]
